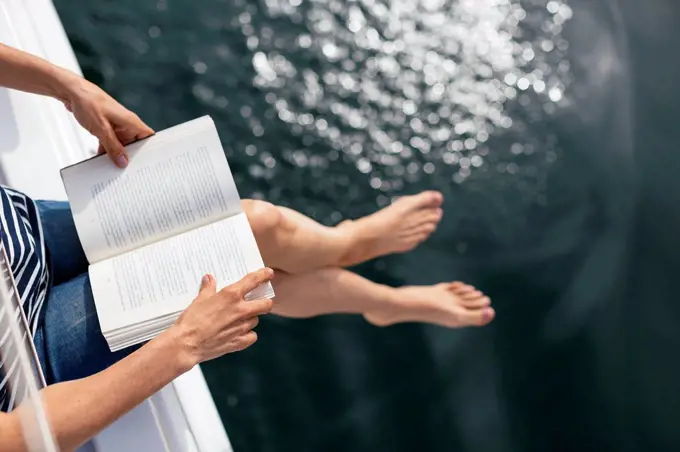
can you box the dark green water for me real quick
[52,0,680,451]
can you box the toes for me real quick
[400,223,439,245]
[450,283,477,295]
[461,290,484,300]
[398,209,442,231]
[448,283,491,308]
[461,296,491,309]
[424,191,444,208]
[420,208,443,225]
[409,230,437,245]
[454,307,495,327]
[410,221,440,237]
[405,208,443,234]
[418,223,438,235]
[428,190,444,206]
[406,191,444,209]
[428,208,444,221]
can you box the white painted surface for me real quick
[0,0,233,450]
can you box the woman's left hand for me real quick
[61,76,154,168]
[0,44,153,167]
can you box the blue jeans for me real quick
[34,201,137,384]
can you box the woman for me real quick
[0,43,494,451]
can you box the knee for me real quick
[243,199,282,239]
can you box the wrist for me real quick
[155,324,200,375]
[46,65,82,104]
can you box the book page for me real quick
[61,116,243,264]
[89,213,274,335]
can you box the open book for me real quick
[61,116,274,352]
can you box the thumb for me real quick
[197,274,217,299]
[99,123,129,168]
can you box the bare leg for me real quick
[271,268,495,328]
[245,190,444,274]
[246,193,495,328]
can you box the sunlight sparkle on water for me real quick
[242,0,573,219]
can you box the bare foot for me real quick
[338,191,444,266]
[363,282,495,328]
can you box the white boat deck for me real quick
[0,0,233,450]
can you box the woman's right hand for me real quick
[171,268,274,367]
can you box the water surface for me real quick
[52,0,680,451]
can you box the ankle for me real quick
[333,222,370,267]
[365,284,403,312]
[362,288,407,326]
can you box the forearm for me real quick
[1,327,194,452]
[0,43,78,102]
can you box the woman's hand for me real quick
[0,44,153,168]
[0,269,274,452]
[62,76,154,168]
[172,268,275,367]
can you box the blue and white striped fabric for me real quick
[0,187,50,412]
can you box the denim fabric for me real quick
[35,201,137,384]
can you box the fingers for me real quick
[131,114,155,139]
[227,268,274,298]
[197,274,217,299]
[98,113,153,168]
[243,298,274,317]
[203,330,259,361]
[99,123,129,168]
[227,316,259,335]
[113,108,154,139]
[242,316,259,331]
[232,331,258,352]
[214,316,260,343]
